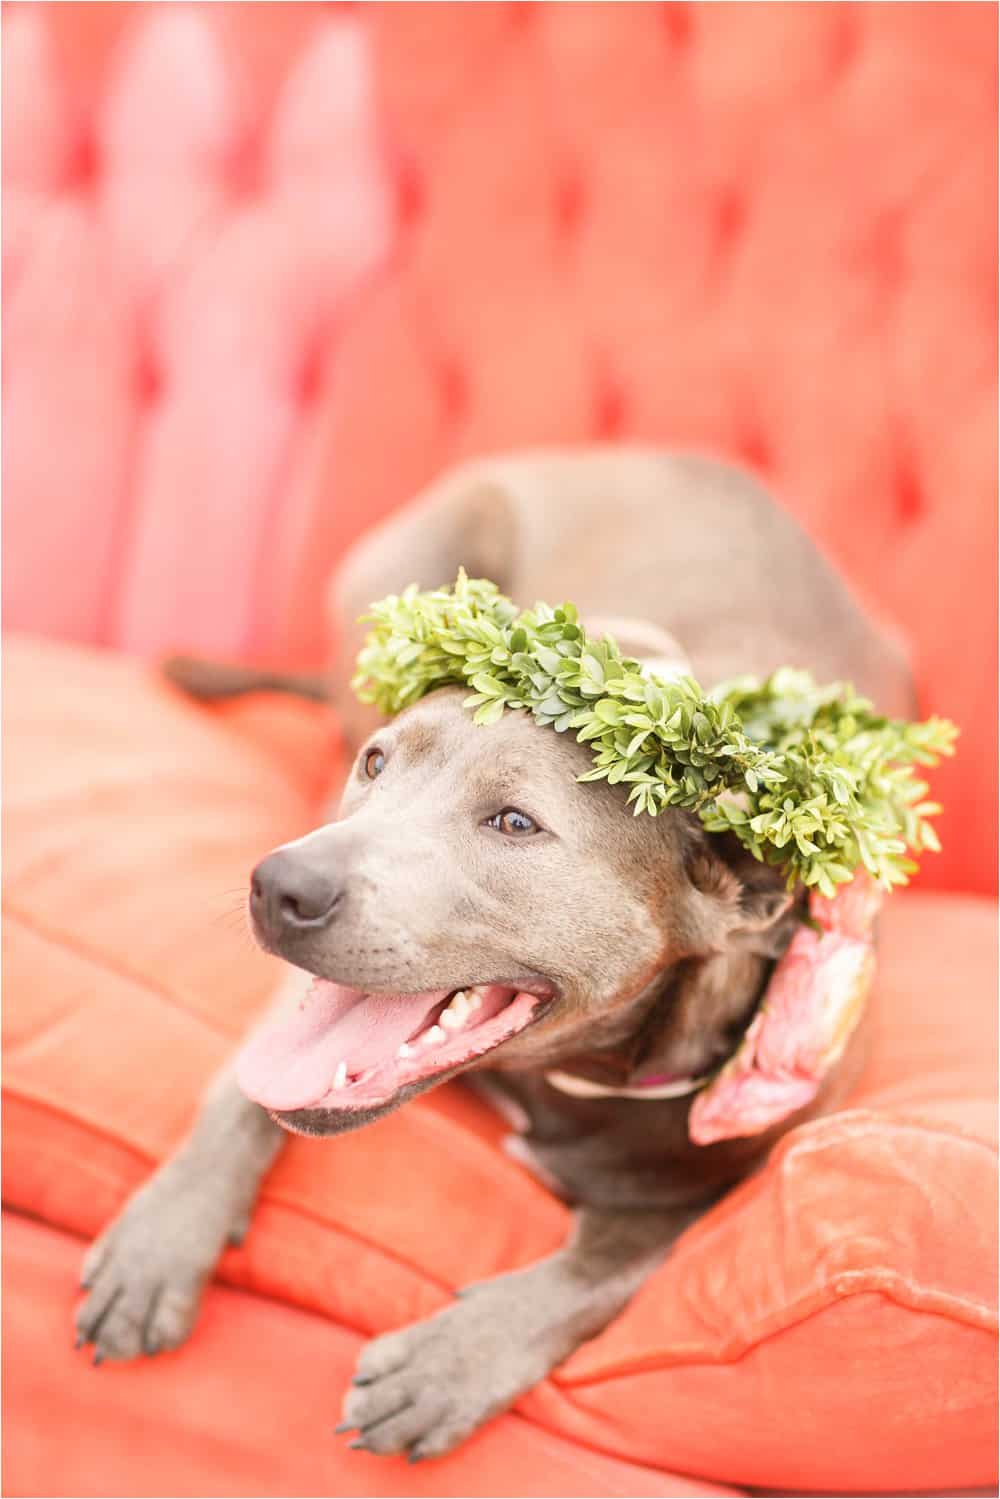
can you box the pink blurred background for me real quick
[3,1,997,894]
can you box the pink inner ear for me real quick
[582,615,693,679]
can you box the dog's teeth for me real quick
[440,1001,470,1037]
[422,1024,446,1047]
[467,991,483,1011]
[333,1060,347,1090]
[397,1043,412,1059]
[439,988,473,1030]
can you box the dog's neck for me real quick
[543,944,773,1094]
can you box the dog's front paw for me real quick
[339,1287,554,1461]
[75,1166,243,1364]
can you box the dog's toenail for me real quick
[334,1422,353,1435]
[74,1334,85,1349]
[92,1352,104,1367]
[352,1375,374,1386]
[408,1449,424,1464]
[348,1439,366,1451]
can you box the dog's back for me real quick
[332,447,915,725]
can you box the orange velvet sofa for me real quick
[3,5,997,1495]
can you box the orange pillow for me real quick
[3,636,996,1492]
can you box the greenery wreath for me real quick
[352,571,956,897]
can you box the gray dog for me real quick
[75,449,913,1460]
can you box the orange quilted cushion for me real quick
[3,637,997,1492]
[7,1219,736,1499]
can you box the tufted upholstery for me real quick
[3,10,997,1494]
[3,2,996,894]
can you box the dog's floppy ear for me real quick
[636,823,798,1083]
[727,882,798,957]
[675,825,798,960]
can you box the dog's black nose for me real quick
[249,851,342,941]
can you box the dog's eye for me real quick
[485,808,540,836]
[363,748,385,780]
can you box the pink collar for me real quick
[545,1068,708,1101]
[546,875,882,1145]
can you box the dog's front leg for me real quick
[340,1202,699,1461]
[73,970,305,1362]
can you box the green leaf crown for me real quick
[352,571,957,896]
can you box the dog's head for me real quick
[237,687,793,1135]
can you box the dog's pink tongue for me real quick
[235,980,450,1112]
